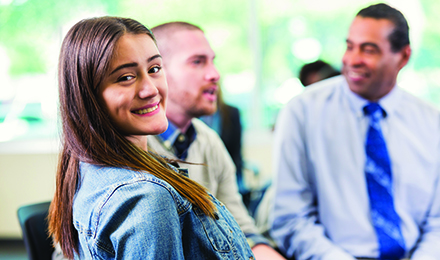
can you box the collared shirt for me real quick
[148,118,269,248]
[73,162,254,259]
[157,120,181,151]
[158,121,196,160]
[270,75,440,260]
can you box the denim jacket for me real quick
[73,162,255,259]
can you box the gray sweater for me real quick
[147,118,263,245]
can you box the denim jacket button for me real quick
[249,257,254,260]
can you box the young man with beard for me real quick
[148,22,285,259]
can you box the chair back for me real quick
[17,201,54,260]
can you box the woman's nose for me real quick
[138,76,158,99]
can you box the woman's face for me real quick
[99,33,168,143]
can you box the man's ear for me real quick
[398,45,411,69]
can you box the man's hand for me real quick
[251,244,286,260]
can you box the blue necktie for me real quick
[364,103,405,260]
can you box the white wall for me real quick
[0,130,275,238]
[0,139,58,238]
[242,128,275,188]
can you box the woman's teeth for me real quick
[133,105,158,115]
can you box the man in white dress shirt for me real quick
[271,3,440,260]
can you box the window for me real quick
[0,0,438,147]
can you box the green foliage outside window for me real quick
[0,0,439,142]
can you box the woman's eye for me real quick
[117,75,135,82]
[149,66,162,74]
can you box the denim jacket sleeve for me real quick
[74,163,255,260]
[78,179,186,259]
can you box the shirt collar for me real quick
[157,120,182,150]
[157,120,197,150]
[343,78,401,118]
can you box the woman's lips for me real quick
[132,102,160,115]
[132,104,159,115]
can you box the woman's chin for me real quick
[148,121,169,136]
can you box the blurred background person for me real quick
[299,59,340,87]
[148,21,285,259]
[271,3,440,260]
[200,87,247,204]
[201,87,270,219]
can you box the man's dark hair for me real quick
[357,3,409,52]
[299,60,340,86]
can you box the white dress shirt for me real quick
[270,75,440,260]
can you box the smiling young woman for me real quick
[48,17,254,259]
[97,33,168,148]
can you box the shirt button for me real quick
[163,140,172,149]
[249,257,254,260]
[177,134,186,142]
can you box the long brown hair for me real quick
[48,17,216,259]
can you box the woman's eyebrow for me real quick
[148,54,162,63]
[109,54,162,76]
[109,62,137,76]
